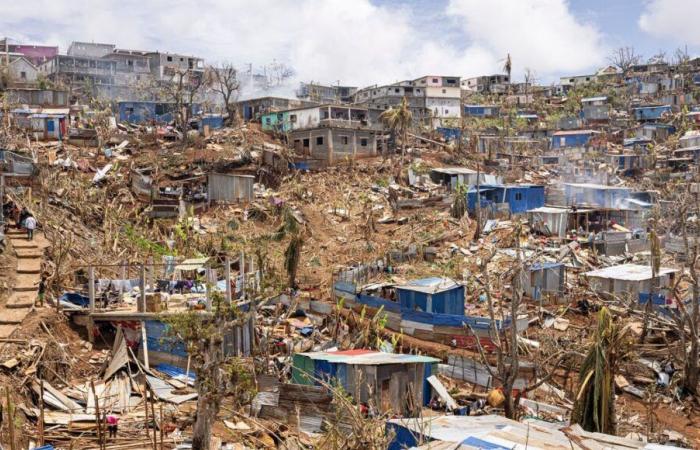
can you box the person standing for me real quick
[106,414,118,438]
[24,215,36,241]
[37,275,46,306]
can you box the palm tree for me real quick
[571,307,632,434]
[379,97,413,161]
[503,53,512,83]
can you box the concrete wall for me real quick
[8,58,38,84]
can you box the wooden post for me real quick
[91,380,103,449]
[140,263,146,312]
[151,397,157,449]
[224,256,231,304]
[88,265,95,343]
[205,266,212,312]
[240,250,245,299]
[6,386,15,450]
[141,322,150,370]
[38,379,45,446]
[88,266,95,311]
[143,383,151,446]
[159,402,164,450]
[120,261,127,294]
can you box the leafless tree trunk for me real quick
[206,63,240,125]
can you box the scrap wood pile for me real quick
[0,311,203,449]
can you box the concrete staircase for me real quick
[0,230,45,338]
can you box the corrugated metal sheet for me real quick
[207,173,254,203]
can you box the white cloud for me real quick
[0,0,607,88]
[639,0,700,46]
[447,0,607,77]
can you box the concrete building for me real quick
[296,82,357,104]
[40,54,117,87]
[559,74,596,93]
[146,51,204,80]
[67,41,116,58]
[236,96,316,121]
[0,39,58,66]
[461,74,510,93]
[6,56,39,86]
[107,49,153,85]
[354,75,461,126]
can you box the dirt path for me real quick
[0,228,49,339]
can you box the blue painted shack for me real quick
[334,272,529,352]
[551,129,597,149]
[291,349,439,415]
[435,127,461,142]
[467,184,545,214]
[463,104,500,118]
[118,101,202,124]
[632,104,671,121]
[200,114,225,130]
[396,277,464,315]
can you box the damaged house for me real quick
[262,105,387,168]
[467,184,545,215]
[584,263,679,298]
[291,349,439,416]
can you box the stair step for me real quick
[17,268,40,274]
[6,301,33,309]
[14,286,38,293]
[0,324,17,339]
[13,243,38,250]
[15,253,42,259]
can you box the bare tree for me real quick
[670,189,700,395]
[608,47,642,73]
[207,63,240,125]
[673,46,691,66]
[160,68,207,138]
[524,67,538,103]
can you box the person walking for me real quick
[24,215,36,241]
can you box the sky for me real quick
[2,0,700,90]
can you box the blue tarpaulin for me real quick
[60,292,90,307]
[154,363,196,381]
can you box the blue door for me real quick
[46,119,55,133]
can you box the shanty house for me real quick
[584,264,679,298]
[386,415,682,450]
[632,105,671,121]
[429,167,502,190]
[463,104,500,118]
[118,101,201,124]
[636,123,675,141]
[521,262,565,301]
[396,277,464,315]
[12,107,69,140]
[680,130,700,148]
[551,130,597,149]
[291,349,439,415]
[467,184,545,214]
[581,96,609,121]
[236,96,313,121]
[207,173,254,204]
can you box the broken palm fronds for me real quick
[450,183,468,219]
[571,307,633,434]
